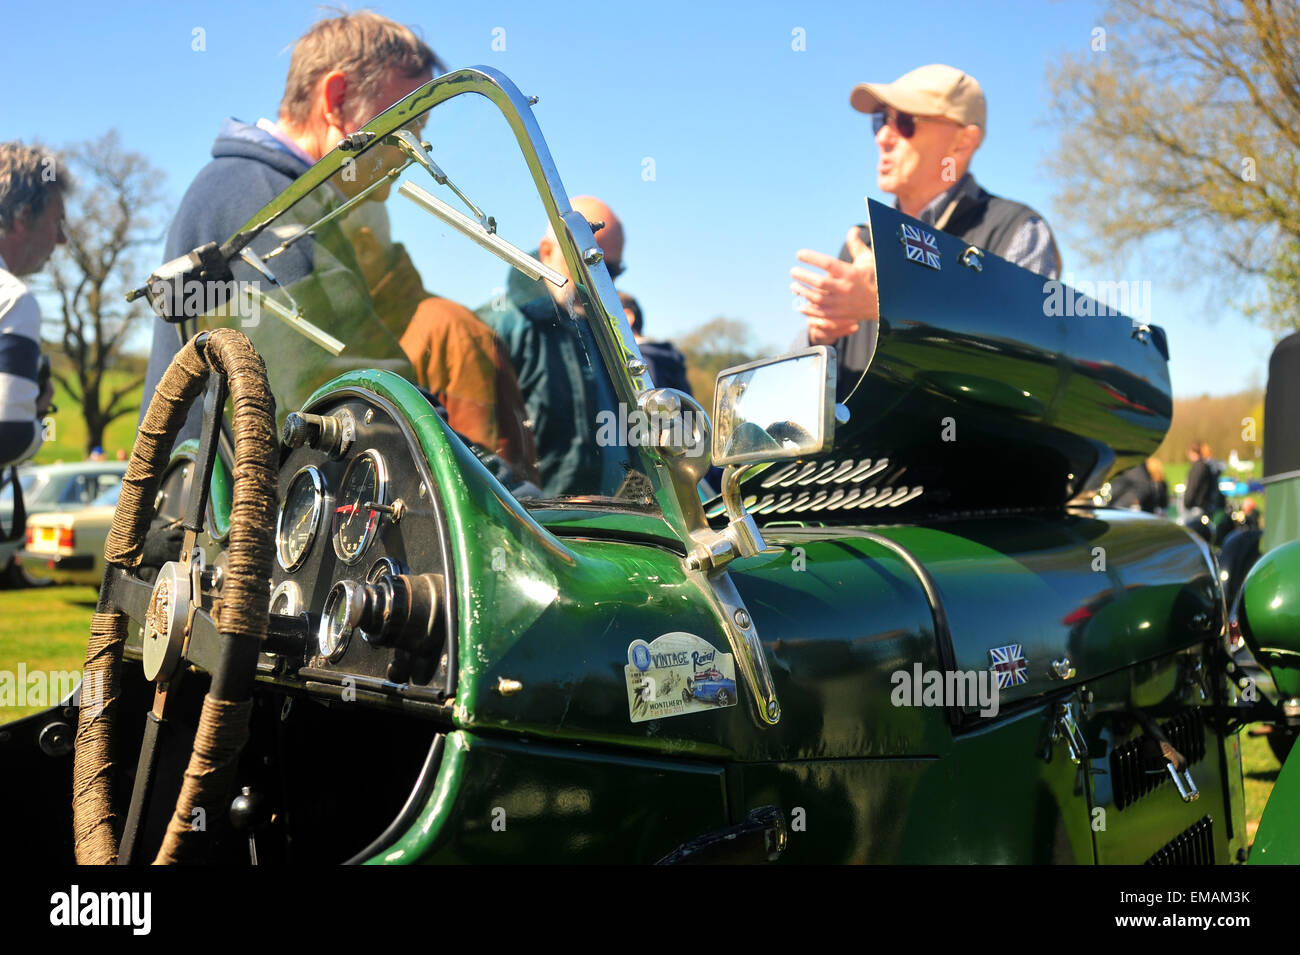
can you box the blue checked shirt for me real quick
[913,173,1061,279]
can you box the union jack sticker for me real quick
[988,644,1029,688]
[899,223,941,270]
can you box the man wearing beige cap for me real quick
[791,64,1060,386]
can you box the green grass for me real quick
[33,371,144,463]
[1242,725,1283,848]
[0,585,99,720]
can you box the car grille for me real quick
[1110,707,1207,810]
[1145,815,1215,865]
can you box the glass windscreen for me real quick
[211,92,650,509]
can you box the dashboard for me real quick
[259,390,456,714]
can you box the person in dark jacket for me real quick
[1240,497,1261,532]
[478,196,630,498]
[140,11,439,442]
[619,292,693,397]
[1183,442,1218,516]
[788,64,1061,399]
[1108,457,1167,514]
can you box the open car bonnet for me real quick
[716,201,1173,525]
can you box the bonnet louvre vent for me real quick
[1145,815,1214,865]
[706,457,921,519]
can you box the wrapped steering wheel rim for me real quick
[72,328,277,864]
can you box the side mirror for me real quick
[686,347,845,732]
[712,347,841,466]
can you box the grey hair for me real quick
[279,9,443,128]
[0,141,72,236]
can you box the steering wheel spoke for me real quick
[104,567,154,628]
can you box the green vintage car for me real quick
[4,68,1300,865]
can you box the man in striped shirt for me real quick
[0,142,65,467]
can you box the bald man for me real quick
[478,197,625,496]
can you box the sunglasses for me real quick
[604,259,625,280]
[872,108,918,138]
[871,108,961,139]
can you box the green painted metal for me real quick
[168,438,232,540]
[302,370,1251,863]
[764,200,1173,526]
[737,701,1095,863]
[304,370,942,763]
[526,507,684,550]
[771,511,1219,713]
[367,730,729,863]
[1084,662,1245,865]
[1239,538,1300,699]
[1250,734,1300,863]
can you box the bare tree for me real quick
[42,130,166,454]
[1045,0,1300,332]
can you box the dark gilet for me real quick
[830,182,1059,394]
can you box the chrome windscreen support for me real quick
[239,249,345,355]
[398,181,567,289]
[693,569,781,727]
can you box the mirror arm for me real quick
[719,464,771,559]
[686,464,778,575]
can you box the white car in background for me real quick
[0,461,127,586]
[20,481,126,587]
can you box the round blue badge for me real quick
[631,642,651,671]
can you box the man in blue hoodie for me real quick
[141,11,440,441]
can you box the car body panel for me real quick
[1251,741,1300,863]
[367,731,729,864]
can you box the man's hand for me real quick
[791,227,878,345]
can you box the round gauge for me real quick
[366,556,405,585]
[276,466,326,572]
[318,580,362,661]
[332,451,388,565]
[270,580,303,617]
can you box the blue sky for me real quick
[2,0,1276,396]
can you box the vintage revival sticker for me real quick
[625,632,737,722]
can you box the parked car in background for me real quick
[0,461,127,587]
[20,482,124,587]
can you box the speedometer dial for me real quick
[276,467,325,571]
[332,450,388,565]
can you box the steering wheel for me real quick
[72,329,278,864]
